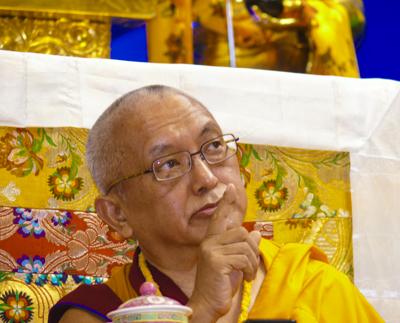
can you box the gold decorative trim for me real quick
[0,0,157,20]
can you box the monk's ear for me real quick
[95,196,134,239]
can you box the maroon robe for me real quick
[48,248,188,322]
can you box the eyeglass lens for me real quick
[152,134,237,181]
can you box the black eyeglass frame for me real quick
[105,133,239,194]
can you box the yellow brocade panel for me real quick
[0,273,83,322]
[0,127,98,211]
[0,12,110,58]
[0,128,353,322]
[0,127,353,278]
[240,144,353,278]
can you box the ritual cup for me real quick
[107,282,192,323]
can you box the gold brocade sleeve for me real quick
[305,0,360,76]
[249,239,383,322]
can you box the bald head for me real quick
[86,85,210,194]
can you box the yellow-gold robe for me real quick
[248,239,383,322]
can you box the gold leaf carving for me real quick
[0,13,110,58]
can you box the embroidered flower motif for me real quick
[48,167,83,201]
[72,275,105,285]
[1,181,21,202]
[35,274,48,286]
[0,128,44,177]
[45,139,69,168]
[292,192,318,219]
[255,180,288,212]
[317,204,335,218]
[13,208,45,238]
[317,206,350,219]
[16,255,45,275]
[0,290,34,322]
[56,152,69,163]
[286,187,351,229]
[67,229,110,276]
[16,272,67,287]
[338,208,350,218]
[49,273,68,286]
[51,211,72,226]
[22,273,48,287]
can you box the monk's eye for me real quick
[160,158,180,170]
[204,138,226,157]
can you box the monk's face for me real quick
[113,93,247,248]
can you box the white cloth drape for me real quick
[1,50,399,322]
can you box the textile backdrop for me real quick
[0,50,399,322]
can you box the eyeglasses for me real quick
[106,133,239,194]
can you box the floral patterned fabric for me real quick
[0,128,96,211]
[0,127,352,322]
[239,144,353,276]
[0,207,136,277]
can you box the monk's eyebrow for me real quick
[199,121,220,138]
[149,143,174,159]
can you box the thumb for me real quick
[249,230,262,247]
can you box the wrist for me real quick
[187,294,219,323]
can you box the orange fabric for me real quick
[105,263,137,303]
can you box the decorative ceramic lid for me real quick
[120,282,182,308]
[108,282,192,320]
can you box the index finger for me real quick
[206,184,237,236]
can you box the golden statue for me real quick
[193,0,365,76]
[0,0,365,77]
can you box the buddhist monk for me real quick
[50,85,383,322]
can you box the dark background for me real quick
[110,0,400,81]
